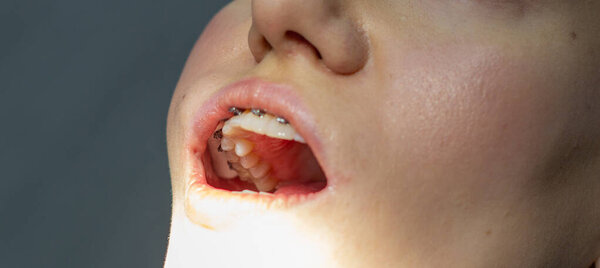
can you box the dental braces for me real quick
[228,107,289,124]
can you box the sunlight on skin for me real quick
[166,0,600,267]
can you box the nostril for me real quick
[248,24,272,63]
[248,0,369,74]
[249,26,324,64]
[284,31,322,59]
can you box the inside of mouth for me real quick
[203,108,327,195]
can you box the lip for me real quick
[184,77,334,230]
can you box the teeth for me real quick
[223,108,306,143]
[207,129,238,179]
[294,133,305,143]
[265,117,296,140]
[213,129,223,140]
[240,110,270,133]
[240,153,260,168]
[231,189,274,195]
[234,139,254,157]
[249,161,270,178]
[214,108,309,193]
[221,137,235,151]
[226,114,244,126]
[225,151,239,162]
[222,120,241,136]
[253,176,278,192]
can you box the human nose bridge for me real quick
[248,0,369,74]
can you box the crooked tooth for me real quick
[240,153,260,169]
[253,176,278,192]
[249,161,270,178]
[221,137,235,151]
[234,139,254,157]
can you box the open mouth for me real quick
[204,107,327,195]
[184,78,334,229]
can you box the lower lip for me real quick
[184,78,332,229]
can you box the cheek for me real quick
[168,1,254,160]
[167,2,254,199]
[176,1,254,87]
[382,44,570,189]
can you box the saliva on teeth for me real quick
[211,108,307,192]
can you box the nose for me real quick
[248,0,369,74]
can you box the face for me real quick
[166,0,600,267]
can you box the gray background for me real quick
[0,0,229,267]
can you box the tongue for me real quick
[239,131,325,184]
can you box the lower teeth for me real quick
[231,190,274,196]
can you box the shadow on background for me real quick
[0,0,230,266]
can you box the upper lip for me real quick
[184,77,333,229]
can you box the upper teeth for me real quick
[224,108,305,143]
[212,108,306,192]
[234,139,254,157]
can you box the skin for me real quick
[166,0,600,267]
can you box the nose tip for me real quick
[248,0,369,75]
